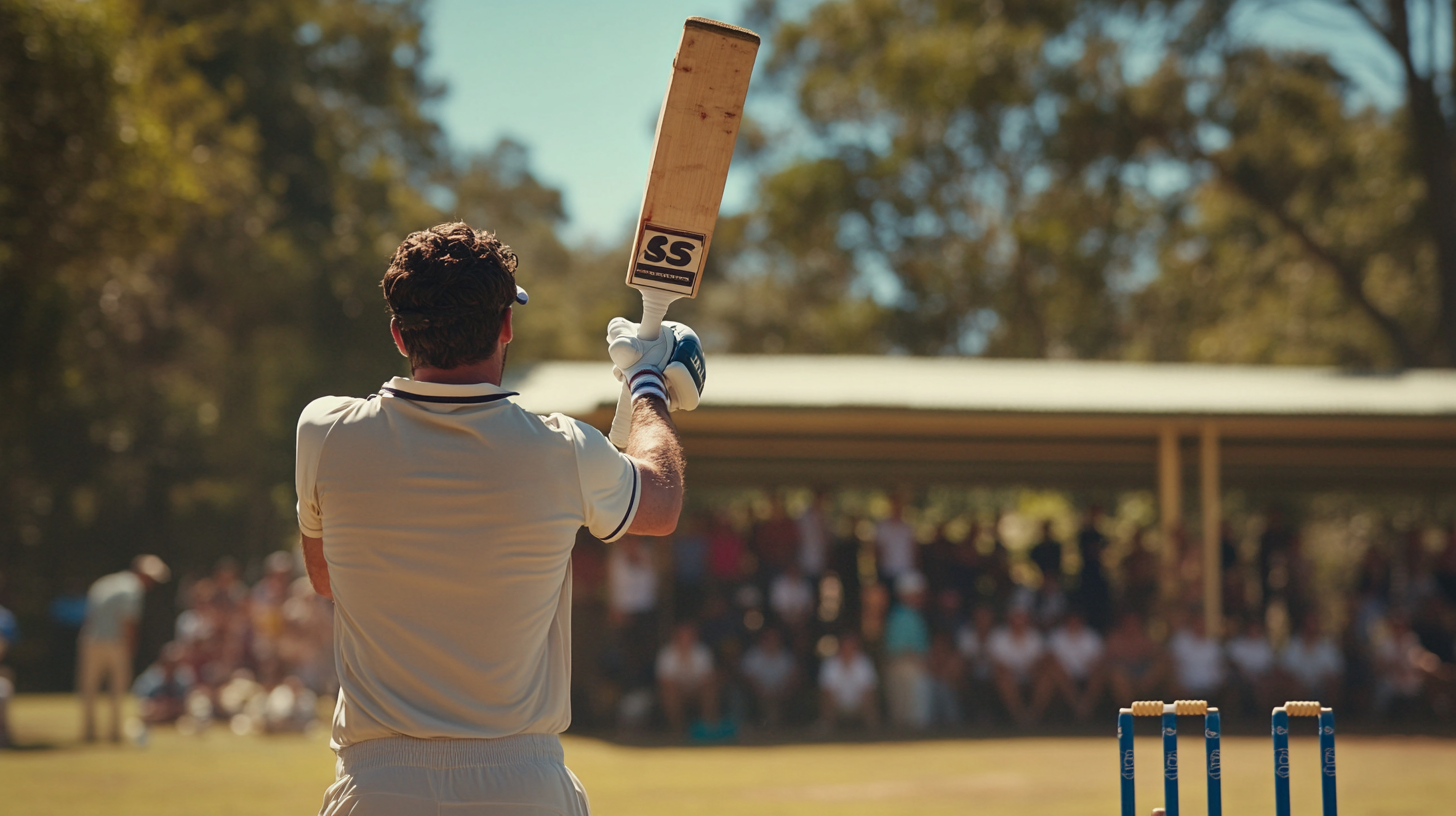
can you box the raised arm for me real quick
[625,397,684,536]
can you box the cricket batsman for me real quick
[296,222,699,814]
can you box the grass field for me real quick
[3,695,1455,815]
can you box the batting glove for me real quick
[606,318,707,411]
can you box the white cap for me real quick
[131,554,171,584]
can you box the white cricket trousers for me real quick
[77,636,131,742]
[319,734,591,816]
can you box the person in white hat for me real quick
[78,554,170,743]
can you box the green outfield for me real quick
[2,695,1453,816]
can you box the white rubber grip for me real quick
[607,290,675,448]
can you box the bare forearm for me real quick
[301,534,332,600]
[626,397,684,535]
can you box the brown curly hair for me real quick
[381,222,519,371]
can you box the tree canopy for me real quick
[711,0,1453,367]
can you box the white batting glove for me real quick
[607,319,707,411]
[607,317,674,404]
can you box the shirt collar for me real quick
[380,376,518,405]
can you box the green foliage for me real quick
[731,0,1453,364]
[0,0,462,682]
[0,4,634,687]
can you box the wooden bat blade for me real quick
[625,18,759,299]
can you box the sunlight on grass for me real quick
[3,695,1453,815]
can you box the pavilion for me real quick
[507,357,1456,631]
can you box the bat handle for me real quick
[635,287,676,341]
[607,288,680,448]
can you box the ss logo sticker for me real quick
[630,224,705,295]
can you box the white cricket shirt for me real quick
[296,377,640,750]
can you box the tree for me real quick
[0,0,450,683]
[1150,0,1455,367]
[734,0,1452,366]
[730,0,1166,357]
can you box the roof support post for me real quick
[1158,419,1182,585]
[1200,422,1222,637]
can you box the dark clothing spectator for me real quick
[706,519,747,584]
[1029,522,1063,583]
[754,511,800,577]
[672,521,709,619]
[1075,518,1113,632]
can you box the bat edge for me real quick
[684,16,761,45]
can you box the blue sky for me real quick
[425,0,755,245]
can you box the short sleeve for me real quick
[295,396,358,537]
[563,416,640,542]
[119,583,144,623]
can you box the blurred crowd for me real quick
[5,491,1455,747]
[568,494,1456,737]
[129,552,334,737]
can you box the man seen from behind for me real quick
[297,223,694,814]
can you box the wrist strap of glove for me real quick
[628,369,667,404]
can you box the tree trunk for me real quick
[1388,0,1456,365]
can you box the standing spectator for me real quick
[818,633,880,732]
[988,606,1049,725]
[250,551,295,687]
[1169,613,1226,700]
[829,519,865,628]
[740,627,798,729]
[1045,610,1105,721]
[922,525,958,598]
[875,496,917,584]
[1434,524,1456,605]
[1104,612,1170,705]
[754,494,800,577]
[0,600,16,748]
[1279,614,1345,705]
[925,632,964,727]
[1075,507,1113,632]
[797,490,832,579]
[1029,520,1064,585]
[884,572,931,729]
[656,622,718,733]
[608,536,659,688]
[769,562,815,634]
[947,526,984,604]
[932,588,965,637]
[78,555,170,743]
[1120,530,1160,617]
[671,514,710,619]
[706,513,747,587]
[1225,617,1277,714]
[1260,507,1298,605]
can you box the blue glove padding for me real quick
[662,322,706,411]
[606,318,706,410]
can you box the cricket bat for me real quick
[607,17,760,448]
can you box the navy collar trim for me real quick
[381,387,517,405]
